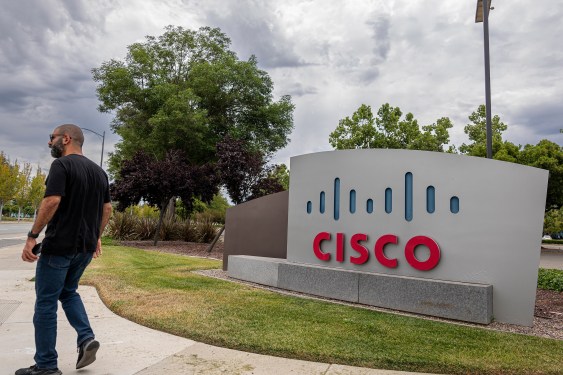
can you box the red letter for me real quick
[375,234,398,268]
[350,233,369,265]
[313,232,331,261]
[405,236,441,271]
[336,233,345,262]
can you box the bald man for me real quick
[17,124,112,375]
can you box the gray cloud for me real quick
[0,0,561,175]
[203,1,308,69]
[367,14,391,64]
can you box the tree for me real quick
[329,103,453,152]
[459,104,520,162]
[111,150,218,244]
[543,208,563,236]
[92,26,294,175]
[518,140,563,209]
[28,166,46,219]
[216,136,284,204]
[13,161,31,221]
[0,152,19,221]
[270,164,290,190]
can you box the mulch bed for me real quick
[118,240,562,340]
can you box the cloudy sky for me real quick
[1,0,561,174]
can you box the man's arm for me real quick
[94,202,112,258]
[22,195,61,262]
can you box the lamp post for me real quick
[475,0,493,159]
[81,128,105,167]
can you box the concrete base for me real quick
[228,255,493,324]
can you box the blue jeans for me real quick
[33,252,95,369]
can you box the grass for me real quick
[82,245,563,375]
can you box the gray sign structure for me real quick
[227,150,548,326]
[286,150,547,326]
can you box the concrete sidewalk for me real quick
[0,243,432,375]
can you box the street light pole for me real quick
[475,0,493,159]
[81,128,105,167]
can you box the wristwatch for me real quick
[27,231,40,239]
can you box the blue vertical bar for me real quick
[320,192,325,213]
[450,196,460,214]
[405,172,413,221]
[334,178,340,220]
[366,199,373,213]
[385,188,392,213]
[426,186,435,214]
[349,190,356,213]
[307,201,312,214]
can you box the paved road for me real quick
[0,222,29,249]
[540,249,563,270]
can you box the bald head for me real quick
[55,124,84,147]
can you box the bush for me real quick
[136,217,158,240]
[106,212,138,240]
[158,219,183,241]
[131,204,160,219]
[194,212,218,243]
[542,239,563,244]
[177,219,198,242]
[537,268,563,292]
[106,208,222,243]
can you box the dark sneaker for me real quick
[76,338,100,369]
[15,365,62,375]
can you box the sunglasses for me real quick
[49,133,65,141]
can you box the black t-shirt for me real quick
[42,154,111,255]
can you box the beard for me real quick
[50,139,64,158]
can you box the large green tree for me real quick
[459,104,521,162]
[518,140,563,209]
[329,103,453,152]
[92,26,294,174]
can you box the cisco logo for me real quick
[300,171,461,271]
[305,172,460,220]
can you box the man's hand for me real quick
[22,238,39,263]
[94,238,103,259]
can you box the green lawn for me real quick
[82,245,563,375]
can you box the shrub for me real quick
[194,212,217,243]
[131,204,160,219]
[542,239,563,244]
[106,212,138,240]
[158,218,184,241]
[136,217,158,240]
[537,268,563,292]
[178,219,198,242]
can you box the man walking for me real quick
[17,124,112,375]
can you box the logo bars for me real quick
[306,172,460,220]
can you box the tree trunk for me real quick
[207,225,225,253]
[165,197,175,221]
[17,207,21,222]
[153,201,169,246]
[0,202,3,221]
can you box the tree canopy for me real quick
[329,103,453,152]
[216,136,284,205]
[92,26,294,175]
